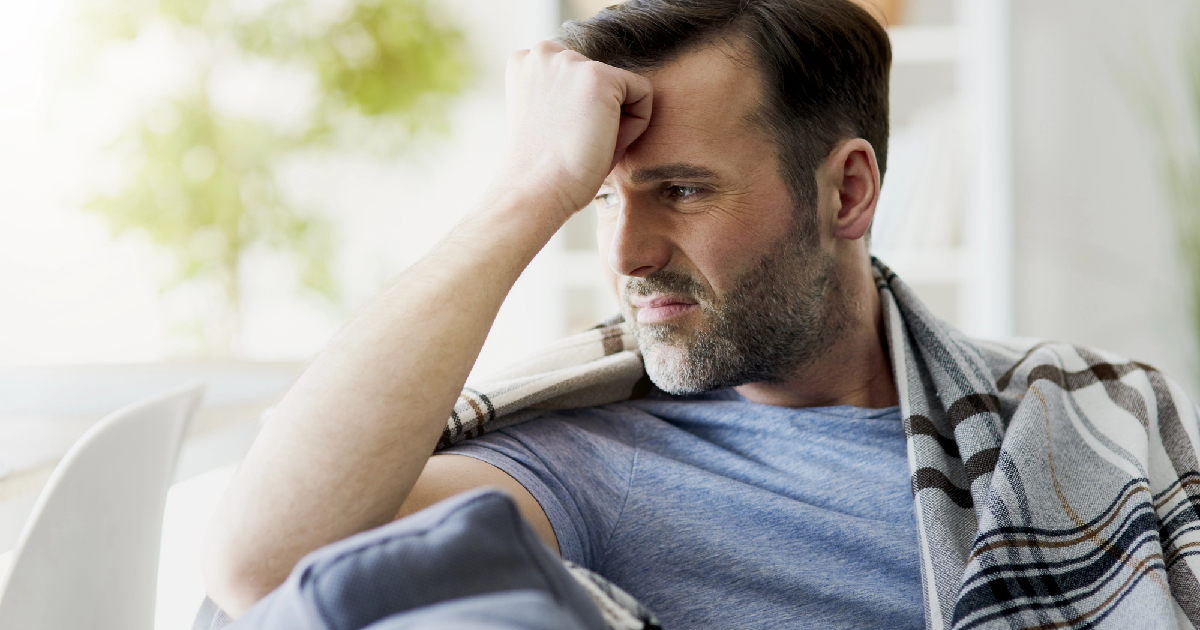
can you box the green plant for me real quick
[78,0,471,355]
[1128,11,1200,382]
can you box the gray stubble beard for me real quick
[622,218,848,395]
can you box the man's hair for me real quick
[558,0,891,213]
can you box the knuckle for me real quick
[509,48,530,63]
[582,60,608,80]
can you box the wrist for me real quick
[481,180,580,235]
[430,187,566,274]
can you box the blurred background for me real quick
[1,0,1198,627]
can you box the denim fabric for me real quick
[227,488,606,630]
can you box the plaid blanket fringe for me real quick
[436,259,1200,630]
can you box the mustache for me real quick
[622,270,709,302]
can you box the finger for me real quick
[609,148,627,174]
[620,71,653,124]
[613,73,653,155]
[613,114,650,164]
[529,39,565,55]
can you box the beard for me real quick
[620,216,848,395]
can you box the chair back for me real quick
[0,381,204,630]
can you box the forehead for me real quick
[647,40,762,113]
[617,42,770,175]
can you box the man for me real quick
[203,1,1200,629]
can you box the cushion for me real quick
[225,487,606,630]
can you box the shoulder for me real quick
[437,404,658,565]
[446,402,662,464]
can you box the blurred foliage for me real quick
[78,0,471,355]
[1128,9,1200,380]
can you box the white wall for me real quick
[1010,0,1197,394]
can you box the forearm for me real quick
[202,189,564,616]
[203,39,653,616]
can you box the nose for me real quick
[605,199,672,279]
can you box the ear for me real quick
[821,138,880,242]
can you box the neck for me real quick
[733,255,897,409]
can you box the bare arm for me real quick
[201,41,651,617]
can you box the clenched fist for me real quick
[498,41,653,223]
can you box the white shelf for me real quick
[877,1,1013,338]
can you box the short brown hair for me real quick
[558,0,891,212]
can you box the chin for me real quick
[641,345,703,394]
[641,343,736,395]
[645,371,712,396]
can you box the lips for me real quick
[629,294,699,325]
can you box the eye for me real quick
[592,191,620,211]
[665,185,705,201]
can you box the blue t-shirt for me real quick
[447,388,924,629]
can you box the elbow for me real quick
[201,528,281,620]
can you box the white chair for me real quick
[0,381,204,630]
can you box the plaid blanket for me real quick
[435,259,1200,630]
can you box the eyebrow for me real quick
[629,163,718,185]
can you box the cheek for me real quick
[676,232,752,291]
[676,220,795,297]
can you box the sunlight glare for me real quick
[0,1,64,120]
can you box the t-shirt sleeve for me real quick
[443,408,638,568]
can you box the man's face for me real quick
[596,42,848,394]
